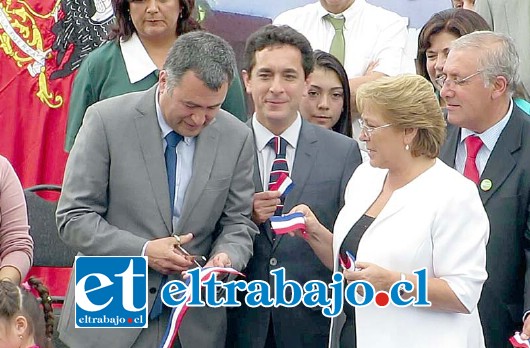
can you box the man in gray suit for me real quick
[56,31,258,348]
[439,31,530,348]
[227,25,362,348]
[475,0,530,96]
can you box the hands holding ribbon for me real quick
[252,191,282,224]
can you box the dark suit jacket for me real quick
[440,104,530,348]
[227,119,362,348]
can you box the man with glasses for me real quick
[439,31,530,348]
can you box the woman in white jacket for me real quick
[293,74,489,347]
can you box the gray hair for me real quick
[450,31,520,96]
[163,31,236,91]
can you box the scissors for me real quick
[173,235,207,268]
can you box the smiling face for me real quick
[300,67,344,130]
[158,70,228,137]
[426,31,459,91]
[440,49,493,132]
[129,0,181,43]
[243,45,308,134]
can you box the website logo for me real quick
[75,256,148,328]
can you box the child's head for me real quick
[0,277,54,348]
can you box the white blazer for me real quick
[331,159,489,348]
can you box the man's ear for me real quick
[14,315,28,337]
[491,75,508,100]
[242,70,252,94]
[159,70,168,92]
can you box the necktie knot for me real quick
[267,136,288,157]
[325,14,345,31]
[465,135,483,159]
[324,14,345,64]
[165,131,182,148]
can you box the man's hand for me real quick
[205,252,232,268]
[145,233,194,274]
[520,315,530,340]
[252,191,281,224]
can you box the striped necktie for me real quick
[268,136,289,216]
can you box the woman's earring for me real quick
[19,335,23,339]
[405,144,410,151]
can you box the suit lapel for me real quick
[247,120,275,245]
[479,107,523,205]
[272,121,318,251]
[439,124,459,167]
[177,119,220,231]
[134,86,172,234]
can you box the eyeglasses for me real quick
[358,118,392,139]
[435,70,482,88]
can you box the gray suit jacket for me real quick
[56,85,258,348]
[440,104,530,348]
[228,119,362,348]
[475,0,530,94]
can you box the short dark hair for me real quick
[244,25,314,77]
[417,9,490,82]
[108,0,201,42]
[313,50,352,137]
[163,31,236,91]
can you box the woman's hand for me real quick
[343,261,398,293]
[288,204,324,240]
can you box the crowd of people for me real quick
[1,0,529,347]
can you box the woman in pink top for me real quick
[0,155,32,284]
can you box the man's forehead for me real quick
[445,49,478,71]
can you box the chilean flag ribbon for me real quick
[510,332,530,348]
[159,267,243,348]
[339,251,356,271]
[268,172,294,196]
[270,212,307,238]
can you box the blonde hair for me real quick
[356,74,446,159]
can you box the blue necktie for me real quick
[267,136,289,216]
[150,131,182,320]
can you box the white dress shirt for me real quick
[155,86,196,225]
[455,100,513,176]
[273,0,412,78]
[251,115,301,189]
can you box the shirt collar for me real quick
[317,0,364,28]
[120,33,158,84]
[460,99,514,151]
[252,113,302,152]
[155,85,193,145]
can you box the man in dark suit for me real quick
[439,31,530,348]
[227,25,362,347]
[56,32,258,348]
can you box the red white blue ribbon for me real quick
[268,172,294,196]
[510,332,530,348]
[339,251,356,271]
[270,212,307,238]
[159,266,243,348]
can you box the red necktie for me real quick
[463,135,483,184]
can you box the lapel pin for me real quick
[480,179,492,191]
